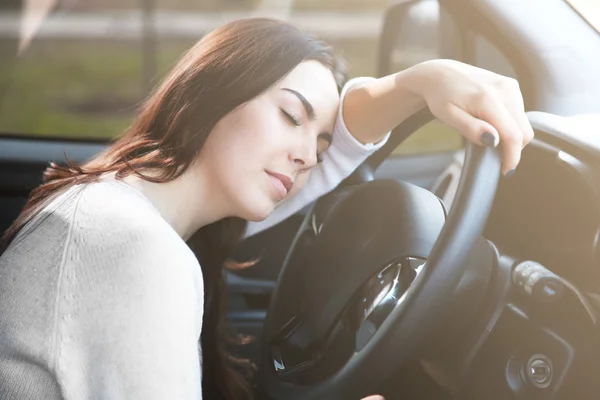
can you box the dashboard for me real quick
[416,112,600,400]
[485,134,600,286]
[432,112,600,287]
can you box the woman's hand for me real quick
[342,59,534,176]
[409,59,534,175]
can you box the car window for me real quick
[385,0,463,156]
[391,119,463,156]
[0,0,390,139]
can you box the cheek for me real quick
[209,103,286,166]
[288,171,311,198]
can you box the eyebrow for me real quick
[281,88,315,121]
[281,87,332,148]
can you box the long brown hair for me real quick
[0,18,345,400]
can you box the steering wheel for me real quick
[260,113,502,399]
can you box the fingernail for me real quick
[480,131,497,147]
[505,169,516,177]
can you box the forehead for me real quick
[276,60,340,123]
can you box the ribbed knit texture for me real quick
[0,182,204,400]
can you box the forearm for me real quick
[342,64,428,144]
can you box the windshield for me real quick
[566,0,600,33]
[0,0,392,139]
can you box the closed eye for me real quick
[280,107,328,166]
[280,108,301,127]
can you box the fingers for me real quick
[442,103,499,147]
[442,99,525,176]
[505,101,535,150]
[476,98,525,175]
[430,72,533,176]
[498,78,535,149]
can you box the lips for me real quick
[265,170,294,198]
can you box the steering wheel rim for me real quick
[260,116,502,399]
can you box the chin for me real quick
[239,200,276,222]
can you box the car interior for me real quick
[1,0,600,399]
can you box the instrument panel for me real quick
[485,139,600,284]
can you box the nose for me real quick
[290,136,318,168]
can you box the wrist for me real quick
[390,64,429,115]
[399,61,437,98]
[403,59,458,101]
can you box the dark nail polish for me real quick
[480,131,497,147]
[505,169,516,177]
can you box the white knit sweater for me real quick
[0,77,389,399]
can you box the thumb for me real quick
[361,396,385,400]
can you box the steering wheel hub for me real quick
[354,256,426,351]
[266,180,446,383]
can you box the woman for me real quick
[0,18,532,400]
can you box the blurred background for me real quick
[0,0,476,154]
[0,1,599,155]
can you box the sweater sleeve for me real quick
[54,198,204,400]
[245,77,391,237]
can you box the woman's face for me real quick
[197,60,340,221]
